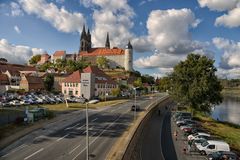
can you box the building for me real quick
[19,74,44,92]
[78,25,133,71]
[38,53,51,65]
[0,73,9,94]
[51,50,66,63]
[83,66,117,97]
[62,66,118,99]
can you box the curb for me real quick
[106,95,169,160]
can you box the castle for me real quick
[38,25,134,71]
[78,25,133,71]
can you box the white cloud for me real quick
[217,68,240,79]
[146,9,201,53]
[215,7,240,28]
[85,0,135,48]
[19,0,85,33]
[0,39,46,64]
[197,0,239,11]
[10,2,24,16]
[14,25,21,34]
[213,37,240,69]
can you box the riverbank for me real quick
[222,88,240,97]
[193,111,240,153]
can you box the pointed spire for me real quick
[105,32,110,49]
[87,28,91,35]
[126,40,133,49]
[81,24,86,40]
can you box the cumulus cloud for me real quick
[19,0,85,33]
[10,2,24,16]
[217,68,240,79]
[213,37,240,69]
[133,8,209,76]
[14,25,21,34]
[198,0,240,28]
[215,7,240,28]
[197,0,238,11]
[83,0,135,48]
[0,39,46,64]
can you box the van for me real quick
[197,140,230,155]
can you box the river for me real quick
[211,95,240,125]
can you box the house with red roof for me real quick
[0,73,10,94]
[19,74,44,92]
[51,50,66,63]
[62,66,118,99]
[38,53,51,65]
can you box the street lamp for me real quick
[85,101,89,160]
[133,87,139,120]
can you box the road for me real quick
[129,101,177,160]
[0,95,163,160]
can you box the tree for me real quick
[96,56,108,69]
[0,58,8,63]
[112,88,121,96]
[170,53,223,112]
[133,77,143,88]
[44,74,54,91]
[29,55,41,64]
[158,77,171,92]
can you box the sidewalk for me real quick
[170,111,206,160]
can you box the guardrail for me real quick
[106,95,170,160]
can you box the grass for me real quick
[193,111,240,152]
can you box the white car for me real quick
[197,140,230,155]
[20,100,30,105]
[88,99,100,104]
[188,132,210,141]
[9,100,21,106]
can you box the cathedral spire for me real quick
[105,32,110,49]
[81,24,86,40]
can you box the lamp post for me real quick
[133,87,139,121]
[86,102,89,160]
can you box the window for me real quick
[70,83,72,87]
[75,91,78,95]
[65,83,66,87]
[73,83,75,87]
[208,145,215,149]
[76,83,78,87]
[64,90,66,94]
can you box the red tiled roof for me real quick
[0,62,36,73]
[63,70,81,83]
[83,66,116,84]
[79,48,124,57]
[25,75,44,85]
[41,53,50,58]
[53,50,65,57]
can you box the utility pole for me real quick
[86,102,89,160]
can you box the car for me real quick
[197,140,230,155]
[88,99,100,104]
[207,151,239,160]
[75,97,86,103]
[188,132,210,141]
[20,100,31,105]
[131,105,140,111]
[9,100,21,106]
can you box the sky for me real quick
[1,0,240,79]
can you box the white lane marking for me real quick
[3,144,27,157]
[72,110,129,160]
[64,123,80,130]
[56,134,69,142]
[76,125,85,130]
[91,118,98,122]
[24,148,44,160]
[69,131,98,154]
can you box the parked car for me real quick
[207,151,239,160]
[20,100,31,105]
[188,132,210,141]
[9,100,21,106]
[197,140,230,155]
[88,99,100,104]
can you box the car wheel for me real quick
[200,151,206,155]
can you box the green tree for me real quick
[133,77,143,88]
[44,74,54,91]
[158,77,171,92]
[96,56,108,69]
[170,53,223,112]
[29,55,41,64]
[112,88,121,96]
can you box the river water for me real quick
[211,95,240,125]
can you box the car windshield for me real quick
[201,141,209,147]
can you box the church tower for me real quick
[124,40,133,71]
[80,25,92,52]
[105,32,110,49]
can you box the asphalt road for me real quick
[131,101,177,160]
[0,95,163,160]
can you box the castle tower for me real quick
[80,25,91,52]
[124,40,133,71]
[105,32,110,49]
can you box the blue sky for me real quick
[1,0,240,78]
